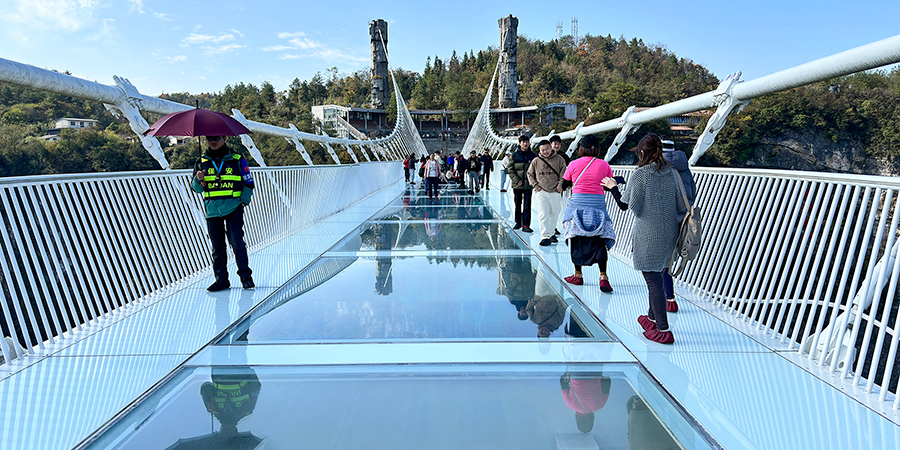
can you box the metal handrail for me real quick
[0,162,401,368]
[606,165,900,406]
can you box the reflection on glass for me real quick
[627,395,682,450]
[164,367,263,450]
[220,256,610,343]
[89,365,706,450]
[560,371,611,434]
[334,222,526,252]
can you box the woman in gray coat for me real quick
[602,134,687,344]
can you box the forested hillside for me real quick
[1,34,897,176]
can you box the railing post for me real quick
[104,76,171,170]
[604,107,640,161]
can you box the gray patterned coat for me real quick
[621,163,688,272]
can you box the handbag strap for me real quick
[573,157,595,189]
[670,167,691,208]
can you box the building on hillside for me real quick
[311,102,577,140]
[633,108,711,140]
[40,118,101,141]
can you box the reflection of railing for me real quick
[0,162,401,367]
[607,166,900,407]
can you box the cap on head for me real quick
[661,139,675,151]
[579,135,599,149]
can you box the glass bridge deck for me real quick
[82,185,716,450]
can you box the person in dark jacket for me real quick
[192,136,255,291]
[504,134,537,232]
[480,149,494,189]
[660,138,696,313]
[466,150,482,194]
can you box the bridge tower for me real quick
[369,19,389,109]
[498,15,518,108]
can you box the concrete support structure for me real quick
[369,19,389,109]
[498,15,518,109]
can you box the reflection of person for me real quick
[497,258,536,321]
[200,368,262,439]
[505,134,537,232]
[527,139,567,246]
[626,395,680,449]
[527,295,565,338]
[660,138,696,313]
[602,134,687,344]
[560,135,616,292]
[560,371,611,434]
[192,136,255,292]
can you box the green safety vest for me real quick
[198,154,244,199]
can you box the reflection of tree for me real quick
[626,395,681,450]
[360,222,516,253]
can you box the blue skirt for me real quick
[562,193,616,249]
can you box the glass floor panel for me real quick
[386,195,486,207]
[331,222,527,252]
[220,255,610,344]
[85,364,713,450]
[371,205,498,221]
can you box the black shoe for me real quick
[522,226,534,233]
[468,190,475,194]
[513,224,522,230]
[554,228,561,236]
[207,279,230,292]
[539,238,552,246]
[500,189,507,192]
[241,276,255,289]
[550,235,558,243]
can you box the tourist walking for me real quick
[403,154,412,183]
[480,149,494,189]
[551,134,570,236]
[423,153,442,199]
[192,136,255,291]
[527,139,567,246]
[499,151,511,192]
[505,134,537,232]
[466,150,482,194]
[559,135,616,292]
[602,133,687,344]
[660,138,696,312]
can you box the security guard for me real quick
[192,135,255,291]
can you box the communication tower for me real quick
[556,22,563,40]
[571,17,578,43]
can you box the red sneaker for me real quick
[637,315,656,332]
[666,299,679,312]
[643,329,674,344]
[564,275,584,285]
[599,279,613,293]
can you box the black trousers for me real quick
[513,189,533,227]
[207,205,252,282]
[642,271,668,331]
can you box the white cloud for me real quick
[277,31,306,39]
[289,37,322,50]
[183,33,235,45]
[3,0,101,31]
[203,44,244,55]
[128,0,144,14]
[262,45,295,52]
[279,54,302,60]
[169,55,187,62]
[153,12,172,21]
[229,28,244,37]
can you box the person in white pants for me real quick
[527,140,568,246]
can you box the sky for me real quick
[1,0,898,97]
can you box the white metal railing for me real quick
[465,33,900,164]
[606,166,900,406]
[0,162,401,367]
[0,50,426,169]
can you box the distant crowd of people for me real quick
[402,131,696,344]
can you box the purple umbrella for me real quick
[145,108,252,138]
[145,108,253,157]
